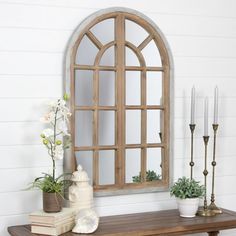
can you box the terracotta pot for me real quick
[43,192,62,213]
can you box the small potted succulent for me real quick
[170,177,205,217]
[29,94,72,212]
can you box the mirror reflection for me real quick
[99,150,115,185]
[75,70,93,106]
[76,35,98,65]
[125,149,141,183]
[126,71,141,105]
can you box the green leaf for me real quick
[170,177,205,199]
[132,170,161,183]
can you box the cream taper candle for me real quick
[214,86,218,124]
[204,97,209,136]
[191,86,195,124]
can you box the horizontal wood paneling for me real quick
[174,117,236,139]
[0,191,42,216]
[0,52,62,75]
[0,165,63,193]
[0,145,59,168]
[0,28,71,52]
[0,3,93,30]
[0,122,44,145]
[0,76,61,97]
[0,3,236,37]
[175,57,236,77]
[149,13,236,38]
[95,198,177,217]
[0,99,53,121]
[174,137,236,159]
[1,0,236,18]
[174,97,236,119]
[174,156,236,179]
[168,36,236,58]
[175,77,236,97]
[95,191,172,207]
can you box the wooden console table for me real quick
[8,208,236,236]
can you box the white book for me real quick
[31,216,75,227]
[29,208,76,225]
[31,221,75,236]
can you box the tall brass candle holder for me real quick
[189,124,196,179]
[198,136,215,216]
[208,124,222,214]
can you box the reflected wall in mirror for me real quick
[66,9,171,195]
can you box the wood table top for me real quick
[8,208,236,236]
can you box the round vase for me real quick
[176,198,199,218]
[43,192,62,213]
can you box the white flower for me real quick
[53,145,64,160]
[40,112,54,123]
[58,103,71,120]
[42,128,54,138]
[47,100,57,108]
[57,120,69,135]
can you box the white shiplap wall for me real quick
[1,0,236,235]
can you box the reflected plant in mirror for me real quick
[132,170,161,183]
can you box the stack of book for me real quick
[29,208,76,236]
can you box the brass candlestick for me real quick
[208,124,222,214]
[198,136,215,217]
[189,124,196,179]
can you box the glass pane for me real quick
[147,72,162,105]
[99,150,115,185]
[76,35,99,65]
[126,71,141,105]
[98,111,115,145]
[99,71,115,106]
[147,110,162,143]
[126,110,141,144]
[90,19,114,45]
[75,151,93,185]
[100,46,115,66]
[75,111,93,146]
[125,149,141,183]
[146,148,162,181]
[75,70,93,106]
[142,40,162,66]
[125,20,149,47]
[126,47,140,66]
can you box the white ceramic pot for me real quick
[176,198,199,217]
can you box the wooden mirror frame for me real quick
[64,8,173,196]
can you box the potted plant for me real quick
[30,94,72,212]
[170,177,205,217]
[132,170,161,182]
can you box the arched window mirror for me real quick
[64,8,172,196]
